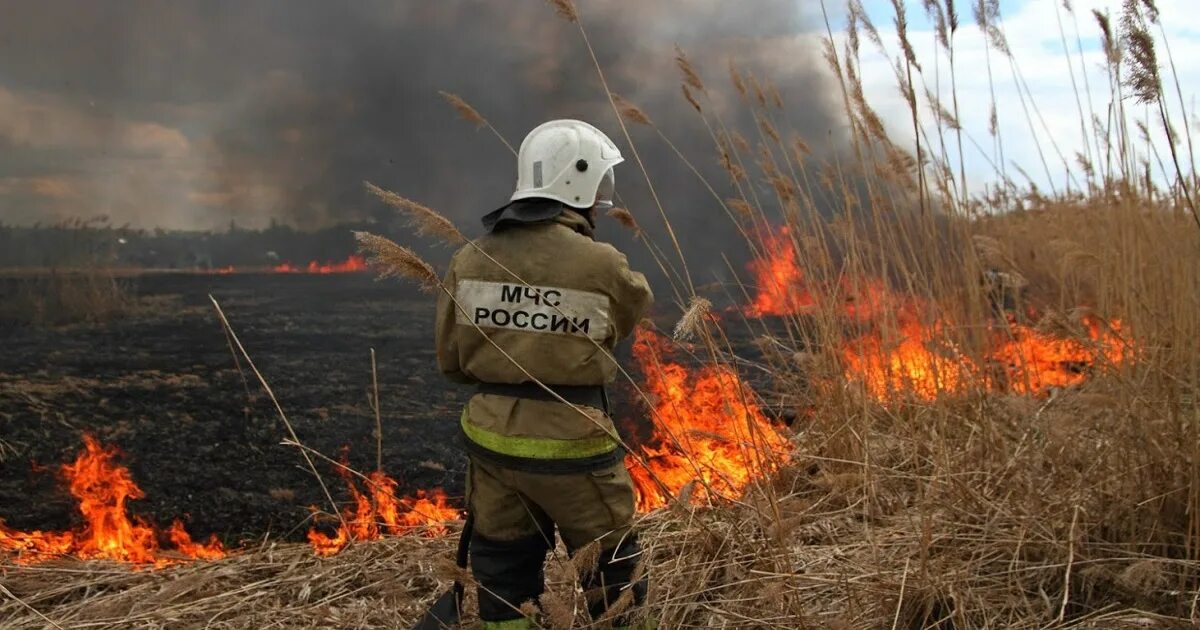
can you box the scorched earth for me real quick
[0,273,471,549]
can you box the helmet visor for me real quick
[593,168,615,210]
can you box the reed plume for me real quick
[613,94,651,126]
[436,91,516,155]
[364,182,466,246]
[607,207,641,234]
[726,198,755,221]
[672,296,712,342]
[674,46,705,92]
[681,84,702,113]
[353,231,440,294]
[546,0,578,22]
[437,91,486,128]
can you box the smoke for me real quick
[0,0,844,281]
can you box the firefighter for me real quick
[435,119,654,629]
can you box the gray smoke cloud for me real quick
[0,0,845,282]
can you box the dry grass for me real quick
[436,92,517,156]
[0,272,133,326]
[612,94,652,126]
[4,1,1199,628]
[0,218,141,327]
[0,536,462,629]
[5,433,1191,629]
[438,91,487,128]
[546,0,578,23]
[671,296,711,342]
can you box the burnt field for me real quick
[0,273,479,544]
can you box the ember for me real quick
[626,329,792,511]
[273,255,368,274]
[0,435,225,565]
[307,461,459,557]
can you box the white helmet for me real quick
[510,119,624,209]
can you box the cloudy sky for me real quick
[855,0,1200,195]
[0,0,1196,233]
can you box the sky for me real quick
[0,0,1197,234]
[852,0,1200,195]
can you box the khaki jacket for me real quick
[435,211,652,462]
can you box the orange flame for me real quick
[742,225,1131,402]
[988,317,1127,394]
[745,227,815,317]
[626,329,791,512]
[840,317,972,401]
[307,464,460,557]
[840,315,1128,401]
[0,436,225,565]
[273,255,368,274]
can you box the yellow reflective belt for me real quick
[460,409,618,460]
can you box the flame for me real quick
[0,435,224,565]
[307,464,460,557]
[744,229,895,321]
[841,317,971,401]
[166,520,227,561]
[626,329,791,512]
[838,277,897,322]
[840,315,1128,401]
[742,225,1131,402]
[988,317,1127,394]
[273,255,368,274]
[745,227,815,317]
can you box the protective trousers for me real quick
[467,456,649,629]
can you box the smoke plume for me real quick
[0,0,844,281]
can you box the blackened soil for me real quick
[0,274,469,544]
[0,273,796,547]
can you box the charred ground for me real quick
[0,274,472,543]
[0,270,789,548]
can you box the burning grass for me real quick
[270,255,369,274]
[306,456,459,557]
[4,0,1200,627]
[626,328,792,512]
[0,436,224,566]
[2,407,1191,628]
[0,433,461,565]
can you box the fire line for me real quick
[306,450,459,557]
[743,224,1131,401]
[0,435,225,566]
[625,329,792,512]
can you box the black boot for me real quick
[469,531,551,624]
[582,534,649,627]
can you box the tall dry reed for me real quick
[7,2,1196,628]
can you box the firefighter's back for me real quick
[437,209,646,387]
[431,119,654,630]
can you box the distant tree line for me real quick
[0,218,377,270]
